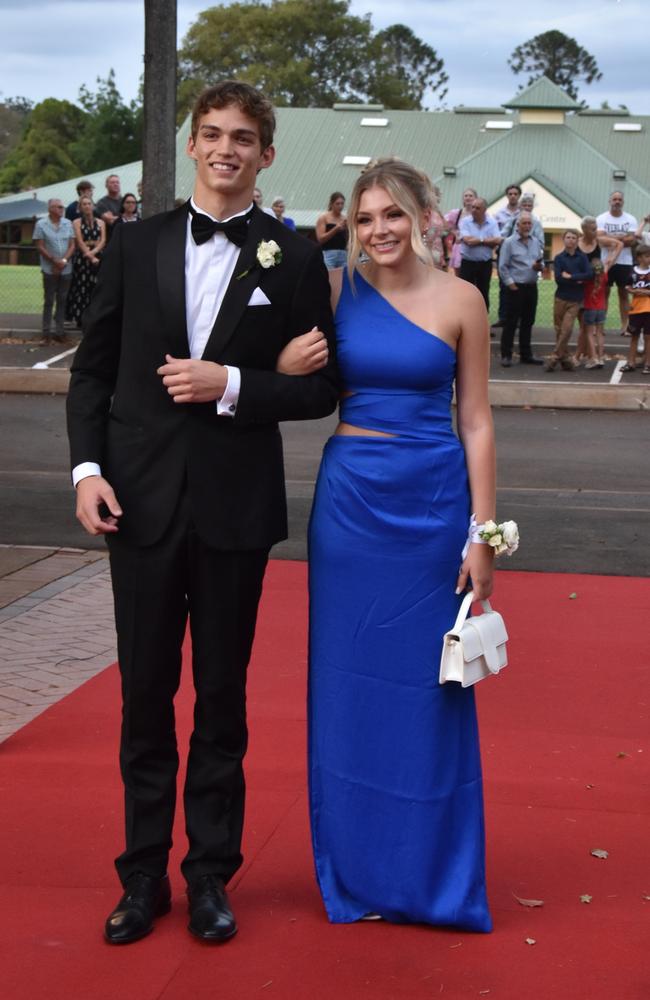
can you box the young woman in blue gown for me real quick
[279,159,495,930]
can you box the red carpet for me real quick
[1,564,649,1000]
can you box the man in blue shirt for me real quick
[493,183,522,329]
[546,229,592,371]
[33,198,75,344]
[498,212,544,366]
[458,198,502,310]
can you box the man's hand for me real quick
[276,327,329,375]
[76,476,122,536]
[508,283,518,291]
[157,354,228,403]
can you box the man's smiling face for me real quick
[187,103,274,215]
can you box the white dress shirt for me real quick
[72,199,250,486]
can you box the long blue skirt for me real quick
[307,436,491,930]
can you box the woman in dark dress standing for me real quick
[316,192,348,269]
[279,159,496,929]
[66,196,106,327]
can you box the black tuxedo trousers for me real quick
[109,492,269,885]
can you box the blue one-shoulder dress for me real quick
[307,270,492,930]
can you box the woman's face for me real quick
[80,197,93,214]
[272,200,285,217]
[356,185,422,269]
[331,197,345,215]
[462,189,476,209]
[582,219,597,239]
[123,196,137,214]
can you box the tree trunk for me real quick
[142,0,177,218]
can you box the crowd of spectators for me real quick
[33,173,140,341]
[32,176,649,373]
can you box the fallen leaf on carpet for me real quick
[513,894,544,908]
[449,942,462,948]
[525,937,536,946]
[568,592,577,599]
[586,784,594,789]
[580,894,593,904]
[642,894,650,901]
[591,849,609,859]
[617,751,629,758]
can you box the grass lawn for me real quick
[0,265,42,315]
[0,265,627,328]
[487,277,623,329]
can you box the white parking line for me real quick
[609,360,625,385]
[32,347,77,370]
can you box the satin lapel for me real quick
[156,203,189,357]
[201,206,269,361]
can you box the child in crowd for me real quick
[546,230,592,371]
[622,245,650,374]
[582,258,609,368]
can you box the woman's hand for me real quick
[276,327,329,375]
[456,543,494,601]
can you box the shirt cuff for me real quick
[72,462,102,487]
[217,365,241,417]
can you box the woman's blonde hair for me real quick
[347,157,435,288]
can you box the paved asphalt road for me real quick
[1,393,648,576]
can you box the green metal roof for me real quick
[2,89,648,230]
[0,161,143,214]
[432,122,649,219]
[176,106,513,226]
[570,114,650,190]
[504,76,582,111]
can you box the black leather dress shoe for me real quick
[520,356,544,365]
[104,873,171,944]
[187,874,237,942]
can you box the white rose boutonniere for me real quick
[257,239,282,269]
[236,239,282,280]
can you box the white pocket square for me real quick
[247,286,272,306]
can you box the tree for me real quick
[178,0,447,115]
[0,96,33,167]
[0,99,86,194]
[508,30,602,101]
[71,70,142,173]
[366,25,448,110]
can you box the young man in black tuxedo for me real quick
[66,81,337,944]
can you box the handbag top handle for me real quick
[449,591,494,637]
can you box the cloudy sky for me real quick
[1,0,648,114]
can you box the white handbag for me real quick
[439,591,508,688]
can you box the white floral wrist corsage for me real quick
[476,518,520,557]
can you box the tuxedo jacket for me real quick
[66,203,338,549]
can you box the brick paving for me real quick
[0,546,116,742]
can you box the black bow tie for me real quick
[189,206,252,247]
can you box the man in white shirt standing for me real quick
[33,199,75,344]
[458,197,502,310]
[597,191,638,333]
[67,80,337,947]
